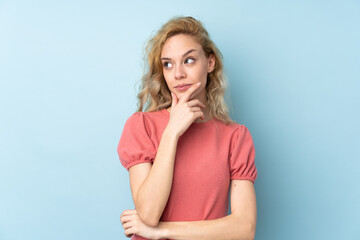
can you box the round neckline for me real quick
[161,108,216,128]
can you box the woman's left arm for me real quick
[121,180,256,240]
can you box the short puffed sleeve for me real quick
[229,125,258,183]
[117,112,156,171]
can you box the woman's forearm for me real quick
[156,214,255,240]
[136,127,179,227]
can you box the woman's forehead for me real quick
[161,34,202,58]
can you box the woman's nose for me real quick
[174,64,186,80]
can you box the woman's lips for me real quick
[175,84,192,91]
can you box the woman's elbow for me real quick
[137,207,160,227]
[142,215,159,227]
[235,220,256,240]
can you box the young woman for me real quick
[118,16,258,240]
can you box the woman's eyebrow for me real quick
[161,49,197,61]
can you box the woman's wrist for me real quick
[154,222,169,239]
[163,126,180,141]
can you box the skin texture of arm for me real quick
[154,180,257,240]
[128,83,205,227]
[129,127,179,227]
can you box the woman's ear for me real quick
[207,54,215,73]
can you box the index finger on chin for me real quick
[178,82,201,103]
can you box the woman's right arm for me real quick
[129,127,178,227]
[128,82,205,227]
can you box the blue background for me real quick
[1,0,359,239]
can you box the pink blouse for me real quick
[117,109,257,240]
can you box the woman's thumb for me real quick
[171,92,177,107]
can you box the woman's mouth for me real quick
[175,84,192,91]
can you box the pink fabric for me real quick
[117,109,257,240]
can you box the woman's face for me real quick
[160,34,215,103]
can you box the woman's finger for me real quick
[194,111,204,120]
[192,108,205,120]
[125,234,133,238]
[120,214,133,224]
[178,82,201,104]
[187,99,206,108]
[123,221,133,230]
[124,227,134,238]
[190,106,202,112]
[171,92,178,108]
[121,209,137,217]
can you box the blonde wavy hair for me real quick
[136,16,235,125]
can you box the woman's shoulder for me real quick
[215,118,249,133]
[126,108,164,119]
[211,119,254,145]
[124,109,168,128]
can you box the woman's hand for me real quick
[120,209,160,239]
[167,82,206,138]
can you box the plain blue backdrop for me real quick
[0,0,359,239]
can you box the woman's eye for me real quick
[163,62,173,69]
[185,58,195,64]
